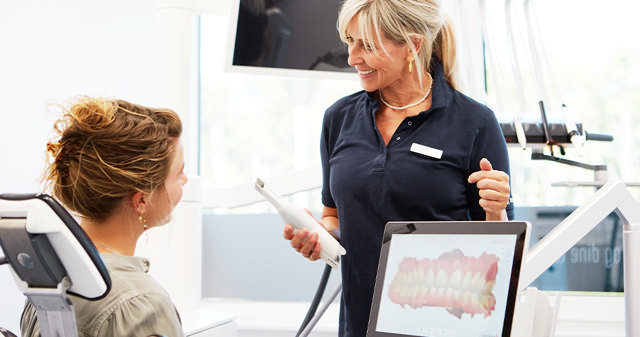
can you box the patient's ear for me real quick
[130,191,148,215]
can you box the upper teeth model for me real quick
[387,249,499,319]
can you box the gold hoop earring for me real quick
[409,60,413,73]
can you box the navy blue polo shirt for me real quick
[320,60,514,337]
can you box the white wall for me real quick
[0,0,157,333]
[0,0,158,193]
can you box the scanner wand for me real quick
[255,178,346,269]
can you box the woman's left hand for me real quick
[468,158,510,221]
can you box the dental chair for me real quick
[0,193,111,337]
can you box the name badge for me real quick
[410,143,443,160]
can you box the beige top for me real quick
[21,253,185,337]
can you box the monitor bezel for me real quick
[367,221,530,337]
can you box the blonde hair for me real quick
[337,0,459,89]
[43,96,182,221]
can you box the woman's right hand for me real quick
[283,224,323,261]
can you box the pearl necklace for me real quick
[379,73,433,110]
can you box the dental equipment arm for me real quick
[504,0,528,149]
[519,181,640,337]
[478,0,506,108]
[523,0,588,157]
[254,178,346,269]
[523,0,550,106]
[561,104,586,155]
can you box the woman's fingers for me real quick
[283,224,322,260]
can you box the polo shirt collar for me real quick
[428,57,452,112]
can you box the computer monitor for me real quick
[367,221,530,337]
[227,0,356,76]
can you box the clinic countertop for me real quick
[200,297,340,336]
[199,293,625,337]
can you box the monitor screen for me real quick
[368,221,529,337]
[229,0,356,74]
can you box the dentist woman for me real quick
[283,1,513,336]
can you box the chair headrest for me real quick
[0,193,111,300]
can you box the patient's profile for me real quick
[20,96,188,337]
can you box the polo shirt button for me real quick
[407,121,413,126]
[396,136,401,141]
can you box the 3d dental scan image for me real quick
[369,221,529,337]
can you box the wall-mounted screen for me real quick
[228,0,356,74]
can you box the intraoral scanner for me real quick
[255,178,346,269]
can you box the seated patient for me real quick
[21,97,188,337]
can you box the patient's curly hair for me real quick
[43,96,182,221]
